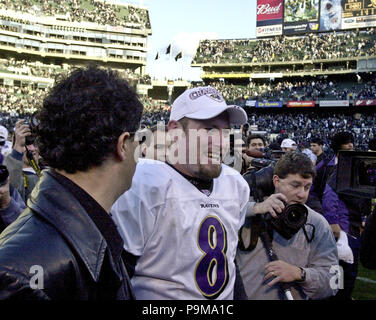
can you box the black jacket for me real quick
[0,170,134,300]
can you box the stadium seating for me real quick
[0,0,151,29]
[193,29,376,64]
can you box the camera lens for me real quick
[287,210,301,223]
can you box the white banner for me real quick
[256,24,283,37]
[319,100,349,107]
[245,100,257,107]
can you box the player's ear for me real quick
[116,131,131,161]
[273,175,280,189]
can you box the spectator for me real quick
[0,165,26,233]
[4,120,40,203]
[281,138,297,152]
[310,137,325,165]
[242,134,268,172]
[299,141,317,165]
[247,134,267,152]
[0,65,143,300]
[307,136,331,213]
[0,125,11,163]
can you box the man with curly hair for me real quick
[0,65,143,300]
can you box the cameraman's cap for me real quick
[170,86,248,126]
[281,138,297,148]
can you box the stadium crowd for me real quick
[193,29,376,64]
[0,58,149,86]
[0,83,375,152]
[0,0,151,29]
[193,75,376,103]
[139,107,375,152]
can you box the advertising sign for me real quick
[256,101,283,108]
[245,100,257,107]
[355,99,376,106]
[342,0,376,29]
[283,0,320,34]
[256,0,284,37]
[319,100,350,107]
[287,101,315,107]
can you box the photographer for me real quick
[0,125,12,163]
[0,165,26,233]
[242,134,268,172]
[4,119,40,203]
[236,151,338,300]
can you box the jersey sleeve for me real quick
[111,188,158,257]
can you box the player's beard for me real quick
[193,162,222,180]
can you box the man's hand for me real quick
[242,153,253,168]
[264,260,302,286]
[253,193,288,218]
[0,178,11,210]
[330,223,341,240]
[13,119,31,154]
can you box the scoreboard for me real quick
[257,0,376,37]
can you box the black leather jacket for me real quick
[0,170,134,300]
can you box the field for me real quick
[353,264,376,300]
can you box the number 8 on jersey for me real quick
[194,215,229,299]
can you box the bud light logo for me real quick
[257,0,283,20]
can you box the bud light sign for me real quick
[257,0,283,37]
[257,0,283,21]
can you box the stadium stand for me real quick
[192,29,376,64]
[0,2,375,155]
[0,0,157,137]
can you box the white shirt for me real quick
[111,159,250,300]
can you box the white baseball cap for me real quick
[281,138,297,148]
[170,86,248,126]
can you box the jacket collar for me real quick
[27,169,107,282]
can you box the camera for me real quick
[336,150,376,199]
[0,165,9,187]
[243,164,275,202]
[24,112,40,146]
[244,147,284,171]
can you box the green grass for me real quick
[353,263,376,300]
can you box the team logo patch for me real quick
[207,93,223,102]
[189,87,224,102]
